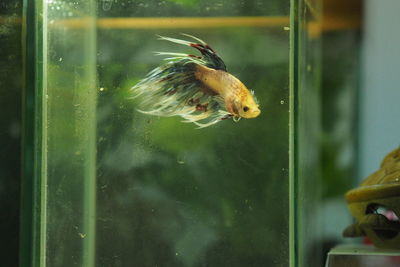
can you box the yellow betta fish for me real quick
[131,34,260,128]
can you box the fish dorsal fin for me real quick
[158,34,227,71]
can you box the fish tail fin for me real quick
[158,34,227,71]
[131,59,200,115]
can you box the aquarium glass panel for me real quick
[294,0,323,266]
[318,21,361,267]
[23,0,325,266]
[294,1,360,266]
[39,0,97,266]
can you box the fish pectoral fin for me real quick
[225,100,239,116]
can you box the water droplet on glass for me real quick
[283,26,290,31]
[59,57,62,61]
[99,87,105,91]
[280,100,284,104]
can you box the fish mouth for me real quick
[241,109,261,119]
[251,109,261,118]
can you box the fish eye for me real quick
[243,106,249,112]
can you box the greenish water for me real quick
[35,1,293,266]
[95,27,289,266]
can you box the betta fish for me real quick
[131,34,260,128]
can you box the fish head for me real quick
[237,92,260,119]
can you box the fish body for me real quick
[194,64,260,118]
[131,34,260,128]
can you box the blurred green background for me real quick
[0,0,366,266]
[44,0,292,266]
[95,29,289,266]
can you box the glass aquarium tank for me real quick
[17,0,325,266]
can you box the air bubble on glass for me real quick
[177,154,186,164]
[102,0,113,11]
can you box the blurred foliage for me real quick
[96,0,289,18]
[0,0,22,266]
[94,26,290,266]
